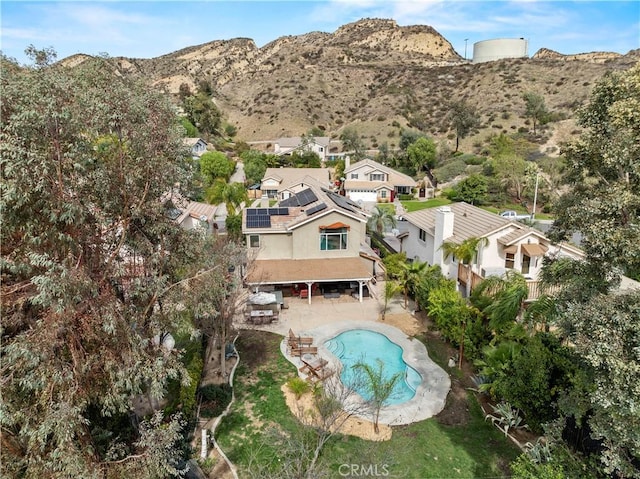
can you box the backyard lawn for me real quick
[215,330,520,478]
[401,198,452,212]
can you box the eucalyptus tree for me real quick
[522,92,549,135]
[447,99,480,152]
[0,49,206,477]
[543,64,640,477]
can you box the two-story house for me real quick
[342,158,421,203]
[273,136,332,162]
[400,202,584,300]
[260,168,333,199]
[242,181,379,303]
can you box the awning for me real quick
[521,243,547,257]
[503,245,518,254]
[320,222,350,230]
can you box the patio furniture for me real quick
[287,329,313,348]
[290,346,318,357]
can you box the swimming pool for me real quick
[325,329,422,405]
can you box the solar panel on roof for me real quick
[326,191,355,212]
[296,188,318,207]
[267,207,289,216]
[246,208,258,216]
[246,215,271,228]
[306,203,327,216]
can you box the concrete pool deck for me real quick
[237,284,451,426]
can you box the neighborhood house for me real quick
[400,202,584,300]
[342,158,423,203]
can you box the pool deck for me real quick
[236,283,451,426]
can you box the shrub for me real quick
[199,384,233,418]
[287,377,311,399]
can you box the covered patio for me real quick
[244,257,374,304]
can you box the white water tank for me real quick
[472,38,528,63]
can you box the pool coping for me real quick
[281,320,451,426]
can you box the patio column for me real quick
[306,282,313,305]
[358,281,364,303]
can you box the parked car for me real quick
[500,210,531,221]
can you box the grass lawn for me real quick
[215,330,520,478]
[401,197,452,212]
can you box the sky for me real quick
[2,1,639,65]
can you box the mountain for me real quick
[58,18,639,151]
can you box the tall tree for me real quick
[339,127,365,160]
[448,100,480,152]
[1,49,195,477]
[544,65,640,477]
[199,151,235,184]
[441,236,489,367]
[550,64,640,283]
[522,92,549,135]
[406,136,437,173]
[453,173,488,205]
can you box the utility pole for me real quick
[531,172,539,221]
[464,38,469,60]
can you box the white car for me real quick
[500,210,531,221]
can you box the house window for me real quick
[505,253,515,269]
[380,190,387,198]
[350,173,358,179]
[320,227,348,250]
[249,235,260,248]
[419,229,426,242]
[370,173,385,181]
[521,255,531,275]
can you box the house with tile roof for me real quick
[342,158,422,203]
[242,179,380,303]
[162,191,220,234]
[273,136,332,162]
[260,167,333,199]
[400,202,584,300]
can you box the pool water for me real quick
[325,329,422,405]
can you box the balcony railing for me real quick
[457,263,549,302]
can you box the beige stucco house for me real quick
[342,158,422,203]
[260,168,333,199]
[274,136,332,162]
[242,181,379,303]
[400,203,584,301]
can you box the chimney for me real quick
[344,154,351,170]
[433,206,454,269]
[260,194,269,208]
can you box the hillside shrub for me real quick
[433,159,466,182]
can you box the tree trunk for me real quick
[458,321,466,369]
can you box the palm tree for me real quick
[440,236,488,298]
[474,270,529,335]
[367,206,396,235]
[381,279,400,320]
[399,260,427,309]
[440,236,488,367]
[351,359,402,434]
[205,179,247,215]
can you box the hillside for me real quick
[58,18,639,151]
